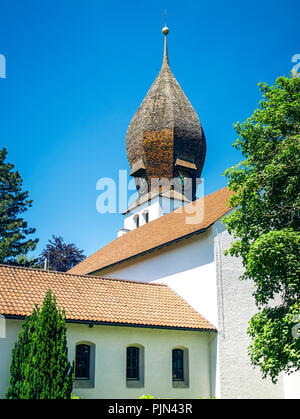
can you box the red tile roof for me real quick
[0,265,215,331]
[68,187,233,275]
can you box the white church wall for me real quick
[0,319,22,398]
[98,231,218,328]
[283,371,300,399]
[0,319,213,399]
[212,219,285,399]
[68,324,213,399]
[123,196,189,233]
[123,198,162,231]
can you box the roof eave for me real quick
[88,225,212,275]
[3,314,216,332]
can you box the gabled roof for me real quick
[68,187,233,276]
[0,265,215,331]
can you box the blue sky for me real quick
[0,0,299,258]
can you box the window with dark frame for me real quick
[172,349,184,381]
[75,344,90,380]
[126,346,140,380]
[134,215,139,228]
[144,211,149,223]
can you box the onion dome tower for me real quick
[125,26,206,201]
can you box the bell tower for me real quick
[119,26,206,236]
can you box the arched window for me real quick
[75,344,90,380]
[143,211,149,224]
[133,215,140,228]
[172,348,184,381]
[126,346,140,380]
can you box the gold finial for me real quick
[162,26,169,35]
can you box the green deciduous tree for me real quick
[0,148,38,264]
[223,75,300,383]
[6,290,74,399]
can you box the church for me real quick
[0,26,299,399]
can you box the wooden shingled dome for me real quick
[125,29,206,199]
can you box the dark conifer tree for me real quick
[5,311,37,399]
[0,148,38,264]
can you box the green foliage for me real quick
[14,254,38,268]
[248,302,300,380]
[6,290,74,399]
[0,148,38,264]
[223,75,300,383]
[71,393,82,399]
[247,230,299,306]
[5,311,38,399]
[37,235,86,272]
[139,394,156,399]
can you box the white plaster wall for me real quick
[212,219,285,399]
[99,232,218,328]
[124,198,162,231]
[124,196,187,232]
[284,371,300,399]
[0,319,22,398]
[0,319,214,399]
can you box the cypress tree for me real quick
[5,310,37,399]
[6,290,74,399]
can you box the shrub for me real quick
[6,290,74,399]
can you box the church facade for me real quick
[0,265,216,399]
[0,26,299,399]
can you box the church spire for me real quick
[125,22,206,201]
[162,26,169,67]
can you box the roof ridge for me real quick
[0,264,167,287]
